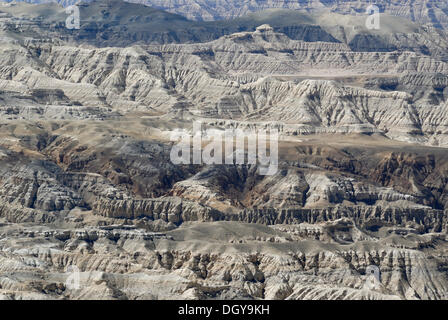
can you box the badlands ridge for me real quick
[0,0,447,300]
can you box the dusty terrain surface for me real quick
[0,0,448,300]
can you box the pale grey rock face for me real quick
[4,0,448,30]
[1,221,448,300]
[2,24,448,143]
[0,1,448,300]
[128,0,448,28]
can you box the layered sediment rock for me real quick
[92,197,222,223]
[0,1,448,300]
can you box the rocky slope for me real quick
[0,1,447,300]
[1,220,447,300]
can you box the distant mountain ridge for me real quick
[0,1,340,46]
[2,0,446,52]
[3,0,448,29]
